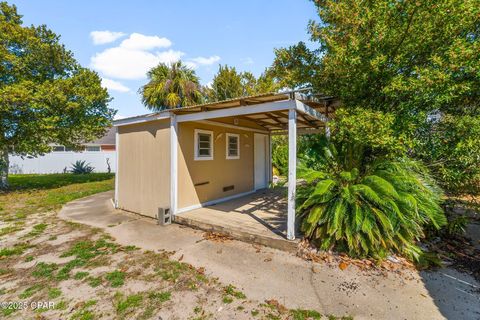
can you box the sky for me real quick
[11,0,318,118]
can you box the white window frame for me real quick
[194,129,214,161]
[226,133,240,160]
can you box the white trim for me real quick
[114,127,119,208]
[287,108,297,240]
[177,100,296,123]
[294,100,329,123]
[114,113,170,127]
[268,134,272,183]
[175,190,256,214]
[197,120,269,134]
[170,115,178,215]
[225,133,240,160]
[194,129,214,161]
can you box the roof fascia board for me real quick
[294,100,329,123]
[176,100,296,123]
[113,113,171,127]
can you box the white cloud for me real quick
[119,33,172,50]
[90,31,126,45]
[90,32,216,80]
[101,78,130,92]
[91,47,184,80]
[190,55,221,66]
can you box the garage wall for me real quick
[117,119,170,218]
[177,121,256,209]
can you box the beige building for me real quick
[114,92,335,240]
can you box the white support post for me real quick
[268,134,273,184]
[325,123,331,138]
[114,127,119,208]
[170,114,178,215]
[287,108,297,240]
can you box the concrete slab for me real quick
[59,191,480,320]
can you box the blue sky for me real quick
[11,0,318,118]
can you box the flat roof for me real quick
[114,91,340,132]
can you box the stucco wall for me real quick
[117,119,170,218]
[177,121,256,209]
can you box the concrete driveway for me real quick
[59,191,480,320]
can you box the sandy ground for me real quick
[59,191,480,320]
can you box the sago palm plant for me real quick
[297,140,447,261]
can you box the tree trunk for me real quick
[0,147,9,190]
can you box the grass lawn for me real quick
[0,173,351,319]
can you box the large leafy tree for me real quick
[140,61,203,110]
[207,65,279,102]
[0,2,114,188]
[271,0,480,193]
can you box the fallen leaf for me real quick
[339,262,349,271]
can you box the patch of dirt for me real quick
[296,239,415,275]
[202,231,233,243]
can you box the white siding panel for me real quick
[9,151,116,174]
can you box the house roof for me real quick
[114,91,340,132]
[89,127,116,145]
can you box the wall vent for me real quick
[223,185,234,192]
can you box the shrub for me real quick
[70,160,94,174]
[297,141,447,261]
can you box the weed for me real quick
[0,243,29,258]
[0,268,12,276]
[19,284,42,299]
[148,291,171,303]
[222,296,234,304]
[48,235,58,241]
[224,284,246,299]
[25,223,47,237]
[25,256,34,262]
[0,225,23,236]
[291,309,322,320]
[48,288,62,299]
[115,293,143,315]
[87,276,102,288]
[32,262,58,278]
[74,271,89,280]
[106,270,125,287]
[251,310,260,316]
[55,300,68,310]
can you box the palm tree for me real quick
[140,61,203,110]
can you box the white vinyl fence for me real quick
[9,151,116,174]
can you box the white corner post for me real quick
[325,122,331,139]
[170,114,178,215]
[287,108,297,240]
[114,126,119,208]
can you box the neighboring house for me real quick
[114,92,337,241]
[9,127,116,174]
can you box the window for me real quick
[85,146,101,152]
[226,133,240,159]
[52,146,65,152]
[194,129,213,160]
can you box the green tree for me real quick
[0,2,114,189]
[209,65,243,101]
[208,65,280,102]
[271,0,480,193]
[140,61,203,110]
